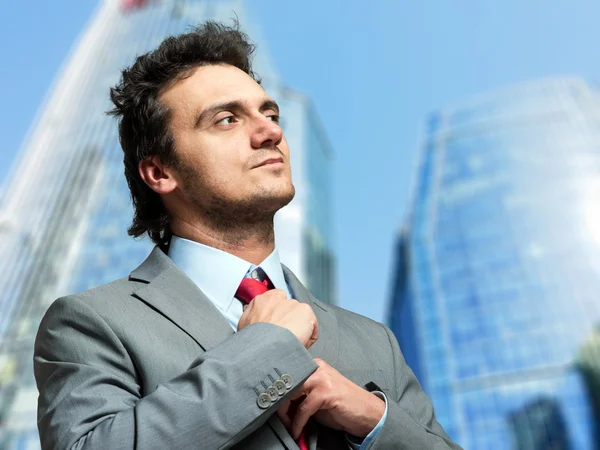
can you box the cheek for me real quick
[178,136,240,178]
[280,136,290,157]
[201,152,247,191]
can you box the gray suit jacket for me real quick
[34,246,461,450]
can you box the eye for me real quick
[216,115,237,126]
[267,114,280,124]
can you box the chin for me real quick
[254,183,295,211]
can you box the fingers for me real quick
[237,292,318,349]
[237,301,253,330]
[307,317,319,348]
[253,288,288,302]
[277,400,292,429]
[289,389,308,402]
[291,391,325,439]
[295,302,318,349]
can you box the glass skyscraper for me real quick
[390,77,600,449]
[0,1,335,447]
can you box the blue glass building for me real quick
[390,78,600,448]
[0,1,335,447]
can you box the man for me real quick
[34,22,462,450]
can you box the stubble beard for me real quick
[183,170,295,246]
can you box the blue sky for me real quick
[2,0,600,322]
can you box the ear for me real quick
[139,156,178,195]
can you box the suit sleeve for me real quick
[34,295,318,450]
[368,324,463,450]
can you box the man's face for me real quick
[159,64,294,221]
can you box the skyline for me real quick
[3,1,600,322]
[391,77,600,447]
[0,3,338,447]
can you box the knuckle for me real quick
[324,379,334,391]
[268,289,287,300]
[300,303,313,315]
[312,370,324,384]
[297,401,311,415]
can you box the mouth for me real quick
[253,157,284,168]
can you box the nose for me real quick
[250,114,283,149]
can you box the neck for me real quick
[170,216,275,266]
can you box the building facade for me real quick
[390,78,600,448]
[0,1,335,447]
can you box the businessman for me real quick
[34,22,462,450]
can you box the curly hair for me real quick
[108,21,259,246]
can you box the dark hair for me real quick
[108,21,258,247]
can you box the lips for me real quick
[254,157,284,168]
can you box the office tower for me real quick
[0,1,335,447]
[390,77,599,448]
[577,326,600,449]
[508,397,570,450]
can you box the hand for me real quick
[277,358,385,439]
[237,289,319,349]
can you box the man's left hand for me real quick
[277,358,386,440]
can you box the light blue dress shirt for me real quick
[168,235,387,449]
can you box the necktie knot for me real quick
[235,267,274,304]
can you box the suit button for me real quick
[281,374,293,389]
[267,386,278,401]
[257,393,271,409]
[274,380,286,396]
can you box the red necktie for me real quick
[235,273,309,450]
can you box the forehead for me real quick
[160,64,267,117]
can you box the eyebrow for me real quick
[194,99,280,127]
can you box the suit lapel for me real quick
[130,247,234,352]
[282,265,339,368]
[130,250,340,363]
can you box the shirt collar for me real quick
[168,235,288,313]
[252,248,288,296]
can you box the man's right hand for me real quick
[237,289,319,349]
